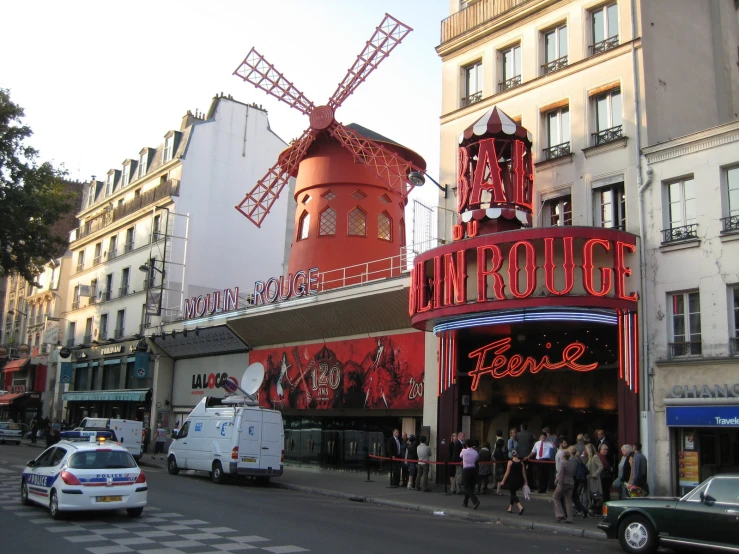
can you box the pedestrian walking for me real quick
[553,451,576,523]
[452,432,465,495]
[386,428,402,487]
[614,444,633,499]
[30,418,38,444]
[460,439,480,509]
[507,427,518,459]
[415,435,432,492]
[629,442,649,495]
[585,443,604,513]
[598,443,613,502]
[400,432,409,487]
[153,423,167,460]
[569,446,588,516]
[142,427,150,456]
[500,450,527,515]
[477,442,492,494]
[406,435,418,489]
[493,430,507,493]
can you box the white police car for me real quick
[20,430,147,519]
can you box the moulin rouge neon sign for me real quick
[467,337,598,391]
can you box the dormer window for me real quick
[163,135,174,163]
[139,151,148,178]
[122,164,130,187]
[106,173,115,196]
[86,183,95,207]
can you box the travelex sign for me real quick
[666,405,739,427]
[183,267,319,320]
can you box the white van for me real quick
[77,418,144,460]
[167,396,284,484]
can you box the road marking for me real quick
[0,467,15,474]
[231,536,270,543]
[263,547,310,554]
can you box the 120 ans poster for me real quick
[249,333,425,411]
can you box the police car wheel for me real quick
[168,456,180,476]
[127,507,144,518]
[21,481,29,505]
[49,491,62,520]
[211,461,225,484]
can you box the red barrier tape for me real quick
[368,455,556,465]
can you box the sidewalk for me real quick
[138,456,608,541]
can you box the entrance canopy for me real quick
[0,392,26,404]
[63,389,149,402]
[3,358,29,373]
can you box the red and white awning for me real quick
[459,106,532,146]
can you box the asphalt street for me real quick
[0,444,631,554]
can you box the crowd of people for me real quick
[386,423,649,517]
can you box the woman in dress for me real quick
[499,449,528,515]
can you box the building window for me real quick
[348,207,367,237]
[104,273,113,302]
[139,153,147,178]
[103,361,121,390]
[542,24,567,74]
[163,135,174,163]
[592,88,623,145]
[543,107,570,160]
[67,321,76,348]
[462,61,483,107]
[108,235,117,260]
[663,178,698,243]
[122,165,130,187]
[499,44,522,92]
[152,214,161,240]
[146,257,157,288]
[378,211,392,241]
[93,242,102,265]
[379,194,391,204]
[731,287,739,355]
[76,251,85,273]
[594,183,625,230]
[298,211,310,241]
[120,267,130,297]
[722,166,739,232]
[115,310,125,340]
[590,3,619,55]
[87,183,96,207]
[84,317,93,345]
[124,227,134,253]
[322,190,337,201]
[669,291,701,357]
[400,218,406,248]
[350,190,367,201]
[106,173,115,196]
[99,313,108,340]
[319,207,337,236]
[543,195,572,227]
[302,194,311,204]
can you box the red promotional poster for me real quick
[249,333,425,411]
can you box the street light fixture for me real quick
[139,263,164,275]
[8,309,28,317]
[408,171,449,199]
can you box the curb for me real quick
[273,482,608,541]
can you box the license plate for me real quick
[240,457,257,463]
[96,496,122,503]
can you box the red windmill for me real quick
[233,13,428,281]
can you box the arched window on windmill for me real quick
[298,210,310,241]
[348,207,367,237]
[378,211,392,241]
[319,207,337,236]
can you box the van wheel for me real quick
[257,476,270,486]
[211,461,225,484]
[167,456,180,475]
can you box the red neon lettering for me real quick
[408,268,417,317]
[470,139,506,206]
[543,237,575,295]
[452,224,464,241]
[467,337,599,390]
[457,147,471,213]
[467,220,479,238]
[582,238,612,297]
[416,261,431,313]
[443,250,466,306]
[433,256,443,308]
[476,245,505,301]
[512,139,533,211]
[508,241,536,298]
[615,241,637,301]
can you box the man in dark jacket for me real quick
[386,429,402,487]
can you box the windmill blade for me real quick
[235,129,316,227]
[328,123,423,199]
[328,14,412,110]
[233,48,316,116]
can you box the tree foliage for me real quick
[0,88,74,284]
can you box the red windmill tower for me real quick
[233,14,428,284]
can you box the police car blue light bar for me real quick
[60,430,117,442]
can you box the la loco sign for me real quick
[410,227,638,330]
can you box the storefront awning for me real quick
[63,389,150,402]
[0,392,27,405]
[3,358,29,373]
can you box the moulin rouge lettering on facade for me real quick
[184,288,240,320]
[409,232,637,317]
[467,337,598,391]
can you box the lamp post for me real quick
[408,171,449,199]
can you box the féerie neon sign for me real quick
[467,337,598,390]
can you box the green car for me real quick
[598,475,739,553]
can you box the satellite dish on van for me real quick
[241,362,265,396]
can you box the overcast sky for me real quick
[1,0,447,209]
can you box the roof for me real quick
[344,123,426,170]
[459,106,532,146]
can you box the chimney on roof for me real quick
[181,110,197,131]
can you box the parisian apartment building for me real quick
[436,0,739,494]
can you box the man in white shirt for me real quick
[528,433,556,493]
[415,435,432,492]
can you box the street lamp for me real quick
[408,171,449,199]
[8,309,28,317]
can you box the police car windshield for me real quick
[68,450,137,470]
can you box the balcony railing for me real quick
[591,125,623,146]
[71,300,80,310]
[541,55,568,75]
[114,328,124,339]
[123,241,134,254]
[99,329,107,340]
[441,0,532,44]
[76,263,84,273]
[669,341,702,358]
[543,142,571,161]
[722,215,739,233]
[662,224,698,244]
[498,74,522,93]
[100,290,111,302]
[590,36,619,56]
[66,338,75,347]
[461,91,483,108]
[74,179,179,242]
[119,286,129,297]
[93,255,101,265]
[83,334,92,344]
[107,248,117,260]
[731,337,739,356]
